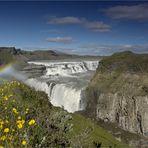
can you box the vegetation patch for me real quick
[0,80,126,147]
[68,113,127,148]
[0,80,70,147]
[98,51,148,73]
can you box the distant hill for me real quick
[0,47,101,66]
[98,51,148,73]
[0,47,77,64]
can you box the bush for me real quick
[0,80,71,147]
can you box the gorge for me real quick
[18,51,148,147]
[1,48,148,147]
[24,59,99,113]
[84,51,148,147]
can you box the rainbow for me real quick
[0,63,14,75]
[0,63,27,82]
[0,63,18,83]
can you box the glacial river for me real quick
[25,59,99,112]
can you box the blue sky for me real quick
[0,1,148,55]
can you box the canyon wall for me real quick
[86,51,148,137]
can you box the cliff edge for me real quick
[85,51,148,147]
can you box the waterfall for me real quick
[25,78,84,112]
[50,84,82,112]
[25,60,99,113]
[28,60,98,77]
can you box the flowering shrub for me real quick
[0,80,125,148]
[0,81,37,147]
[0,80,70,147]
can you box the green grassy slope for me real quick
[87,51,148,94]
[68,114,127,148]
[98,51,148,73]
[0,80,127,148]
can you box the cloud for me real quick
[47,37,73,44]
[48,16,82,24]
[85,21,111,32]
[106,4,148,20]
[48,16,111,32]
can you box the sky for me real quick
[0,1,148,55]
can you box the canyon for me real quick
[24,59,99,113]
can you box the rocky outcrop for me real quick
[96,92,148,136]
[22,64,46,77]
[86,72,148,135]
[85,51,148,146]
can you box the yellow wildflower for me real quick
[12,108,18,114]
[3,96,8,101]
[28,119,36,125]
[25,108,29,114]
[17,124,23,129]
[17,119,25,124]
[0,136,6,141]
[8,136,13,141]
[18,116,21,120]
[0,120,4,129]
[16,119,25,129]
[5,120,9,124]
[4,128,9,133]
[22,140,27,145]
[0,145,4,148]
[12,129,15,132]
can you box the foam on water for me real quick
[28,60,98,77]
[26,60,99,112]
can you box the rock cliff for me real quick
[85,51,148,146]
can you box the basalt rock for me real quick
[85,51,148,147]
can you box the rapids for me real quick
[25,59,99,112]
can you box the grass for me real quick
[0,80,70,147]
[0,79,128,148]
[98,51,148,73]
[68,113,128,148]
[0,81,37,147]
[87,51,148,94]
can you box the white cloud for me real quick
[48,16,111,32]
[106,4,148,20]
[47,37,73,44]
[48,16,82,24]
[85,21,111,32]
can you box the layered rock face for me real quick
[94,73,148,136]
[23,64,46,77]
[86,51,148,137]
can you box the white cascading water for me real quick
[25,60,99,112]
